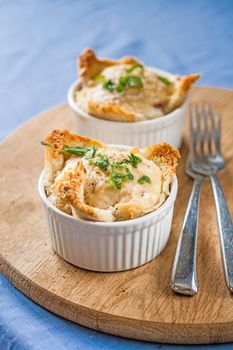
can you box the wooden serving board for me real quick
[1,87,233,344]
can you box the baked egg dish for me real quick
[74,49,200,122]
[42,130,180,222]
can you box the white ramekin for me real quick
[38,148,178,272]
[68,67,186,148]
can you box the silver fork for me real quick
[190,104,233,292]
[171,112,205,295]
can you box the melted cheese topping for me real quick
[75,64,174,121]
[50,148,166,221]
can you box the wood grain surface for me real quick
[0,87,233,344]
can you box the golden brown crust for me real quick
[179,73,201,91]
[164,73,201,113]
[52,161,114,222]
[43,129,107,189]
[45,129,106,158]
[53,162,94,218]
[87,100,139,122]
[78,48,139,80]
[142,142,181,177]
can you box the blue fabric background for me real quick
[1,1,233,349]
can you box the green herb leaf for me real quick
[108,163,134,189]
[63,145,90,156]
[103,79,116,91]
[119,75,143,89]
[41,141,51,147]
[89,154,109,171]
[107,169,125,189]
[115,84,124,93]
[127,75,143,88]
[125,63,144,74]
[116,153,142,168]
[111,162,123,169]
[102,79,124,94]
[138,175,151,185]
[119,76,129,87]
[112,163,134,179]
[107,169,128,189]
[158,75,173,85]
[125,167,134,180]
[121,153,142,168]
[85,146,98,159]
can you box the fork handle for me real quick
[210,174,233,292]
[171,178,203,295]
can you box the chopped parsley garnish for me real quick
[99,71,143,93]
[62,145,97,157]
[41,141,51,147]
[115,84,124,93]
[85,146,98,159]
[138,175,151,185]
[125,63,144,75]
[108,169,126,189]
[108,168,132,189]
[112,163,134,179]
[114,153,141,168]
[103,79,116,91]
[119,75,143,88]
[125,167,134,180]
[89,154,110,171]
[158,75,173,85]
[102,79,124,94]
[107,163,134,189]
[118,76,128,87]
[122,153,142,168]
[106,153,141,189]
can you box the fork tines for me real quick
[189,104,222,159]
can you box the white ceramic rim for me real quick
[38,143,178,229]
[68,67,184,127]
